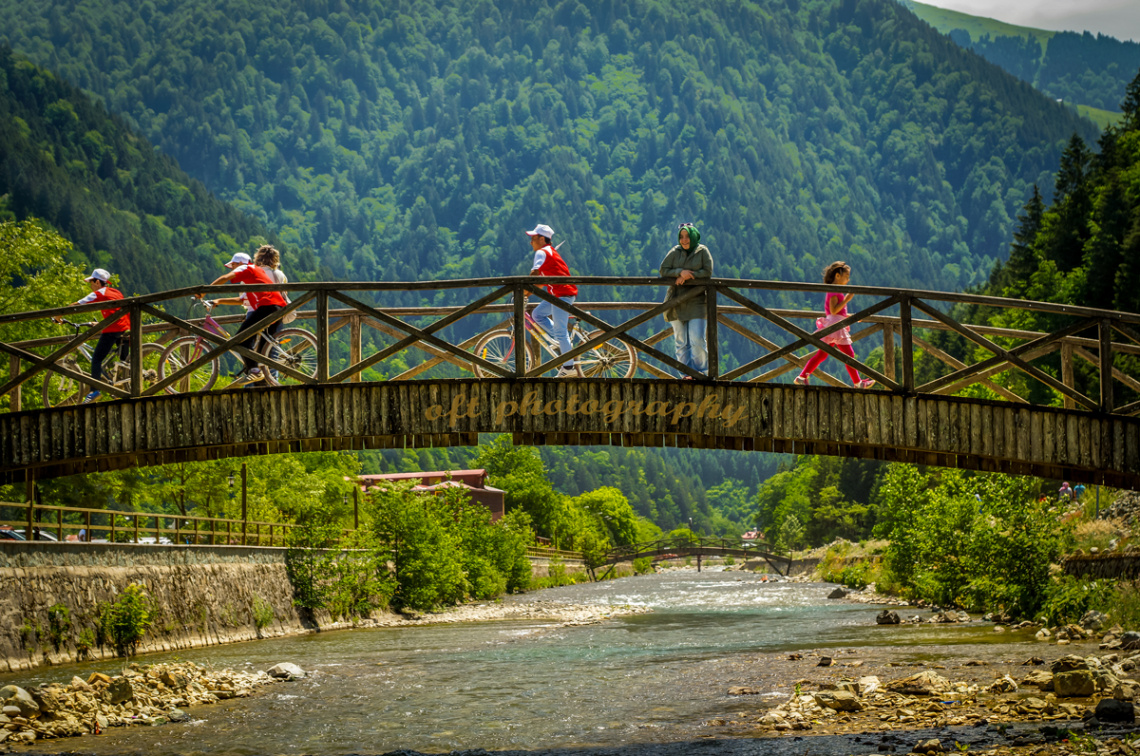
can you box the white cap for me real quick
[84,268,111,283]
[224,252,251,268]
[525,224,554,239]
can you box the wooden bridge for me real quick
[2,276,1140,488]
[599,535,793,577]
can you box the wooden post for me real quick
[256,522,261,546]
[129,305,143,397]
[882,323,896,382]
[241,462,248,545]
[57,507,63,541]
[1061,342,1076,410]
[899,297,914,394]
[513,285,526,378]
[1100,319,1114,413]
[705,284,718,379]
[349,315,362,384]
[133,515,139,544]
[85,510,91,542]
[8,355,20,413]
[25,473,34,541]
[316,291,330,382]
[353,486,359,530]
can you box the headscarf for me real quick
[678,223,701,248]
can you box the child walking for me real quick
[794,261,875,388]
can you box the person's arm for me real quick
[53,291,98,323]
[659,248,683,278]
[208,269,239,286]
[679,247,713,282]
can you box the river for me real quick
[7,569,1038,755]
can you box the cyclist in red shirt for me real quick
[207,252,287,387]
[525,223,578,378]
[53,268,131,403]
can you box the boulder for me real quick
[1094,699,1135,723]
[856,675,881,696]
[1052,655,1090,673]
[913,738,946,754]
[1036,628,1052,641]
[87,673,112,686]
[1022,670,1054,690]
[987,675,1018,693]
[267,662,306,680]
[885,671,951,696]
[813,691,863,712]
[876,610,901,625]
[1122,631,1140,650]
[817,656,834,667]
[160,671,188,689]
[728,687,761,695]
[828,587,847,599]
[1112,681,1137,701]
[0,686,39,718]
[1081,611,1109,633]
[30,686,63,716]
[1054,670,1096,698]
[102,678,134,705]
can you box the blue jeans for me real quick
[671,318,707,374]
[533,296,576,370]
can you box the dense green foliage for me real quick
[0,0,1095,295]
[0,47,291,292]
[753,455,881,548]
[96,583,153,656]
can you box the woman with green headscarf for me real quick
[659,223,713,376]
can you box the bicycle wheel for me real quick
[262,328,318,386]
[578,330,638,378]
[160,336,219,393]
[42,352,94,408]
[472,330,535,378]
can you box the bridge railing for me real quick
[2,277,1140,416]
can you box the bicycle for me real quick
[473,308,638,378]
[42,320,164,408]
[158,298,319,392]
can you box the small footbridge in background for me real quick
[3,276,1140,491]
[598,535,793,578]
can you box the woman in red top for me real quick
[54,268,131,403]
[794,261,875,388]
[208,252,287,386]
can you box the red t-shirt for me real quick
[77,286,130,333]
[230,265,287,308]
[530,246,578,297]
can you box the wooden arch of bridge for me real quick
[598,535,794,577]
[2,276,1140,488]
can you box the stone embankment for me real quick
[0,660,304,745]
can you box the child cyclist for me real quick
[206,252,287,387]
[794,261,875,389]
[53,268,131,403]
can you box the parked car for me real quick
[0,526,26,540]
[15,529,59,541]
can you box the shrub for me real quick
[251,596,274,631]
[632,556,654,574]
[97,583,152,656]
[46,603,71,652]
[1040,575,1115,626]
[75,628,96,658]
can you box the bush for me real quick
[326,530,393,620]
[285,502,341,611]
[75,627,96,658]
[251,596,274,631]
[1040,576,1116,626]
[632,556,654,574]
[47,604,71,652]
[97,583,152,656]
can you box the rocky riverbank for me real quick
[0,660,305,747]
[346,599,652,630]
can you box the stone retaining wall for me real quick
[0,542,586,673]
[1062,554,1140,581]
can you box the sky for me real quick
[918,0,1140,42]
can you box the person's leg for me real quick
[532,298,554,334]
[798,349,829,379]
[687,318,708,372]
[89,333,118,382]
[836,343,862,384]
[551,296,575,369]
[671,320,692,374]
[238,309,261,372]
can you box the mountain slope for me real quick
[904,0,1140,115]
[0,0,1097,295]
[0,46,295,292]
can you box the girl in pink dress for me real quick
[794,261,875,388]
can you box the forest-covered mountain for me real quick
[905,0,1140,117]
[0,0,1097,296]
[0,47,295,291]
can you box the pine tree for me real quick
[1122,67,1140,132]
[1001,185,1044,295]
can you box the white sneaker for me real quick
[230,368,264,388]
[555,366,578,378]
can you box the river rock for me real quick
[87,673,112,686]
[817,656,834,667]
[160,671,188,689]
[1081,611,1109,633]
[1054,670,1096,698]
[103,678,134,705]
[267,663,306,680]
[0,686,39,718]
[1052,655,1090,673]
[1094,698,1135,723]
[876,610,901,625]
[728,686,761,695]
[913,738,946,754]
[1122,632,1140,650]
[31,686,64,716]
[1036,628,1052,641]
[856,675,881,696]
[2,705,22,718]
[1113,681,1137,701]
[827,587,847,599]
[987,675,1018,693]
[885,671,951,696]
[1023,670,1054,690]
[813,691,863,712]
